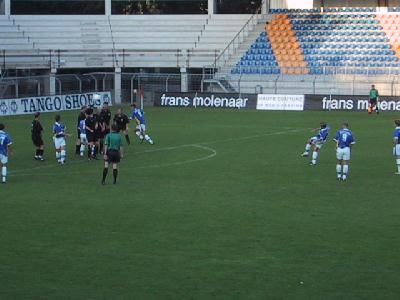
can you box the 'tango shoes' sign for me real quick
[0,92,112,116]
[154,93,257,109]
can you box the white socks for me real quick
[2,166,6,183]
[311,151,318,164]
[60,150,66,163]
[80,144,85,156]
[145,135,153,144]
[397,159,400,173]
[56,151,61,162]
[304,143,311,153]
[342,165,349,180]
[336,164,342,179]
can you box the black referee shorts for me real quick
[32,135,44,147]
[87,132,96,143]
[106,149,120,163]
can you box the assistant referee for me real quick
[102,123,123,185]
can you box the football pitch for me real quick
[1,107,399,299]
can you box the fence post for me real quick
[2,50,5,71]
[180,68,188,92]
[114,67,122,104]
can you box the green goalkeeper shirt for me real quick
[370,88,379,99]
[105,132,122,151]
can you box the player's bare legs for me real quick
[123,128,130,145]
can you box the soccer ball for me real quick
[92,93,101,101]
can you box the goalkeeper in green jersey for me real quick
[368,85,379,114]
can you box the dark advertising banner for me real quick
[154,92,257,109]
[305,94,400,111]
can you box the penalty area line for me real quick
[8,127,305,176]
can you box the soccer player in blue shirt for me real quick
[392,120,400,175]
[0,123,13,183]
[53,115,69,165]
[130,103,154,145]
[334,123,355,181]
[78,118,88,157]
[301,121,330,165]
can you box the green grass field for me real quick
[1,107,399,299]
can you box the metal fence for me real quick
[2,72,400,103]
[0,72,211,103]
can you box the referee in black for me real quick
[113,107,131,145]
[31,112,45,161]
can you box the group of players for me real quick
[0,102,154,184]
[0,92,398,184]
[301,119,400,181]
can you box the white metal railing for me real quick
[0,48,220,69]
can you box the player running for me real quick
[31,112,45,161]
[53,115,69,165]
[113,107,130,145]
[301,121,329,165]
[130,103,154,145]
[0,123,13,184]
[334,123,355,181]
[368,85,379,114]
[392,120,400,175]
[102,123,123,185]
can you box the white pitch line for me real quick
[8,127,306,176]
[9,144,217,177]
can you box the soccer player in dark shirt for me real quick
[100,102,112,132]
[31,112,45,161]
[94,107,106,155]
[113,107,131,145]
[76,106,87,155]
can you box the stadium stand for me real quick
[231,8,400,76]
[0,14,251,69]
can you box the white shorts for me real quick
[80,133,88,144]
[138,124,146,132]
[310,137,325,149]
[54,137,66,150]
[0,154,8,164]
[337,147,351,161]
[394,144,400,156]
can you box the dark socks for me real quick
[113,169,118,184]
[102,168,108,183]
[35,149,40,156]
[100,140,104,153]
[39,149,44,157]
[75,144,80,154]
[125,135,130,145]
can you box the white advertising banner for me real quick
[257,94,305,111]
[0,91,112,116]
